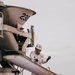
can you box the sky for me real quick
[1,0,75,75]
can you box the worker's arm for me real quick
[30,51,39,62]
[39,55,51,64]
[30,51,35,62]
[37,53,47,64]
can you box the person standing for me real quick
[30,44,51,75]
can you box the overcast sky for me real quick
[2,0,75,75]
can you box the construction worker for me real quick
[30,44,51,75]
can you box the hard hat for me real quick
[35,44,42,50]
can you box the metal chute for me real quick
[3,55,57,75]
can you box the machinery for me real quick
[0,1,57,75]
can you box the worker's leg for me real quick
[31,73,36,75]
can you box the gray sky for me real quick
[2,0,75,75]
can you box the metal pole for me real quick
[31,25,34,46]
